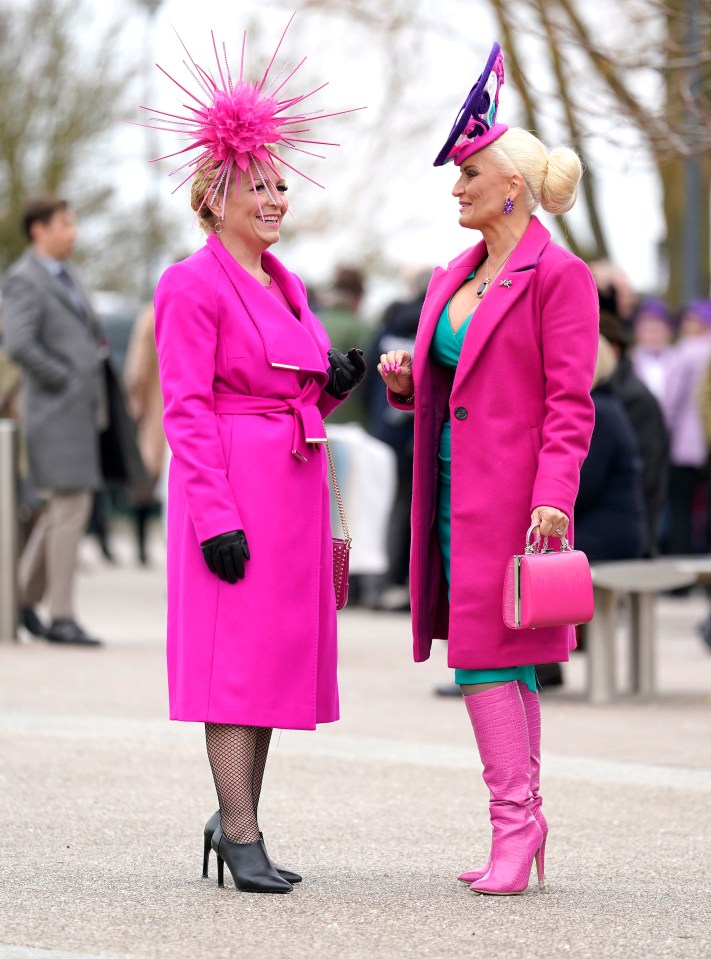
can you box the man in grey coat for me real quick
[2,197,104,645]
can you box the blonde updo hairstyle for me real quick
[487,129,582,216]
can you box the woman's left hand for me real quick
[325,348,366,398]
[531,505,569,538]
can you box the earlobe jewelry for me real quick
[214,218,224,234]
[503,196,514,215]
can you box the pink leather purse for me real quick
[503,524,594,630]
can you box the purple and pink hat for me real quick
[434,42,507,167]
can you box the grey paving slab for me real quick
[1,532,710,959]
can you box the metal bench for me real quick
[587,560,699,704]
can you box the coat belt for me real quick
[212,392,326,461]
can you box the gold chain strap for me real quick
[325,435,350,543]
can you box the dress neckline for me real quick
[447,269,479,336]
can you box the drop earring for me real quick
[214,218,224,234]
[503,196,514,215]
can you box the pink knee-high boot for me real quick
[458,680,548,884]
[462,682,545,895]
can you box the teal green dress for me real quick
[431,281,537,693]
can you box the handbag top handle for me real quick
[526,523,570,554]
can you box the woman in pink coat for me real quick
[149,28,364,894]
[379,45,598,895]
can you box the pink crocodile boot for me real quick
[458,680,548,884]
[462,682,545,895]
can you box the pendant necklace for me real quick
[476,246,516,298]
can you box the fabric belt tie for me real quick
[212,392,326,461]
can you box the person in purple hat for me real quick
[662,299,711,556]
[631,298,675,401]
[378,44,599,895]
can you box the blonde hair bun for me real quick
[541,146,583,216]
[489,129,582,216]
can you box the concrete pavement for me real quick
[1,531,710,959]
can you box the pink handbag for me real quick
[503,524,594,630]
[325,437,351,611]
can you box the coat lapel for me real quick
[413,262,477,390]
[451,216,551,397]
[24,252,78,317]
[23,252,101,339]
[207,236,326,374]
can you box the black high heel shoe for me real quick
[202,811,302,884]
[210,828,293,894]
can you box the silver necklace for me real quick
[476,247,516,298]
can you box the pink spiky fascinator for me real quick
[137,14,362,217]
[434,42,507,167]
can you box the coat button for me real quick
[454,406,468,420]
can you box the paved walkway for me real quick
[1,533,710,959]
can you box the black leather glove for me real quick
[200,530,250,583]
[325,348,367,398]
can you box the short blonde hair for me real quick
[190,165,221,235]
[487,128,582,215]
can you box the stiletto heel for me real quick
[202,811,220,878]
[202,831,212,878]
[217,854,224,888]
[536,836,547,890]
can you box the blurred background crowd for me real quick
[5,247,711,627]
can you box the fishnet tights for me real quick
[205,724,273,843]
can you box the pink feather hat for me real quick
[137,14,363,216]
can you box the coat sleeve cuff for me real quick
[530,473,577,519]
[387,387,415,411]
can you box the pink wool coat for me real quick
[154,235,343,729]
[390,216,599,668]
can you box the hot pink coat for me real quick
[154,235,343,729]
[390,216,599,668]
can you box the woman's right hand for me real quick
[378,350,414,399]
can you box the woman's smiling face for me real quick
[451,147,512,231]
[211,162,289,251]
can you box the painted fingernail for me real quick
[395,366,401,374]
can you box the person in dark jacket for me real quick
[575,336,647,562]
[364,269,430,607]
[599,310,669,556]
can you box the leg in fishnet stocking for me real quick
[205,723,261,844]
[252,727,273,818]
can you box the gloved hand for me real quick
[325,348,366,398]
[200,530,250,583]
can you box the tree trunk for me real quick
[662,0,711,306]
